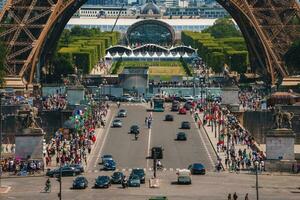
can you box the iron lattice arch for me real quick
[0,0,300,85]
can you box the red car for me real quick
[179,107,187,114]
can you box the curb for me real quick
[200,124,225,171]
[0,174,45,179]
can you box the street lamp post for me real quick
[0,93,3,187]
[255,160,259,200]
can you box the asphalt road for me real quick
[151,105,216,170]
[2,172,300,200]
[2,103,300,200]
[100,104,149,170]
[92,103,216,172]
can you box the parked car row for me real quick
[71,168,146,190]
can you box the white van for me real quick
[176,169,192,185]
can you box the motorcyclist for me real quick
[157,160,162,169]
[122,176,128,188]
[45,178,51,192]
[134,133,139,140]
[117,101,120,108]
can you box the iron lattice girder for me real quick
[217,0,300,83]
[0,0,299,84]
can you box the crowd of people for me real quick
[192,99,265,173]
[45,102,109,168]
[42,94,67,111]
[238,89,264,111]
[1,157,44,175]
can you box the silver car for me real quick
[112,119,122,127]
[118,109,127,117]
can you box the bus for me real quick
[153,97,165,112]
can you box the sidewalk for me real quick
[197,112,255,172]
[46,109,112,171]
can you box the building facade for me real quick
[165,6,228,18]
[66,17,217,33]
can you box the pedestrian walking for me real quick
[233,192,238,200]
[228,193,232,200]
[244,193,249,200]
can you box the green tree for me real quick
[284,39,300,75]
[60,29,71,45]
[52,55,74,78]
[226,51,248,74]
[202,18,242,38]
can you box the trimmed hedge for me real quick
[56,31,120,74]
[181,31,249,73]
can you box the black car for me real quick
[128,174,141,187]
[130,125,140,134]
[181,121,191,129]
[111,172,124,184]
[188,163,206,175]
[176,132,187,141]
[46,166,81,177]
[103,159,116,171]
[165,114,174,121]
[69,164,84,173]
[72,176,88,189]
[95,176,111,188]
[130,168,146,184]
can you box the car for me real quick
[177,174,192,185]
[172,96,184,102]
[46,166,81,177]
[130,168,146,184]
[176,132,187,141]
[72,176,88,189]
[177,169,192,185]
[101,154,113,164]
[112,119,122,127]
[179,107,187,114]
[188,163,206,175]
[120,95,134,102]
[103,159,116,171]
[148,197,168,200]
[69,163,84,173]
[171,101,180,111]
[181,121,191,129]
[111,172,124,184]
[183,95,194,101]
[94,176,111,188]
[130,125,140,134]
[184,101,194,110]
[118,109,127,117]
[128,174,141,187]
[165,114,174,121]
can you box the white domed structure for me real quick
[140,0,160,15]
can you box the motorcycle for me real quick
[122,180,128,188]
[44,184,51,193]
[135,134,139,140]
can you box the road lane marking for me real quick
[194,121,215,168]
[146,127,152,168]
[86,109,114,170]
[96,112,115,166]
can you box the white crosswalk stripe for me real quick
[86,167,187,173]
